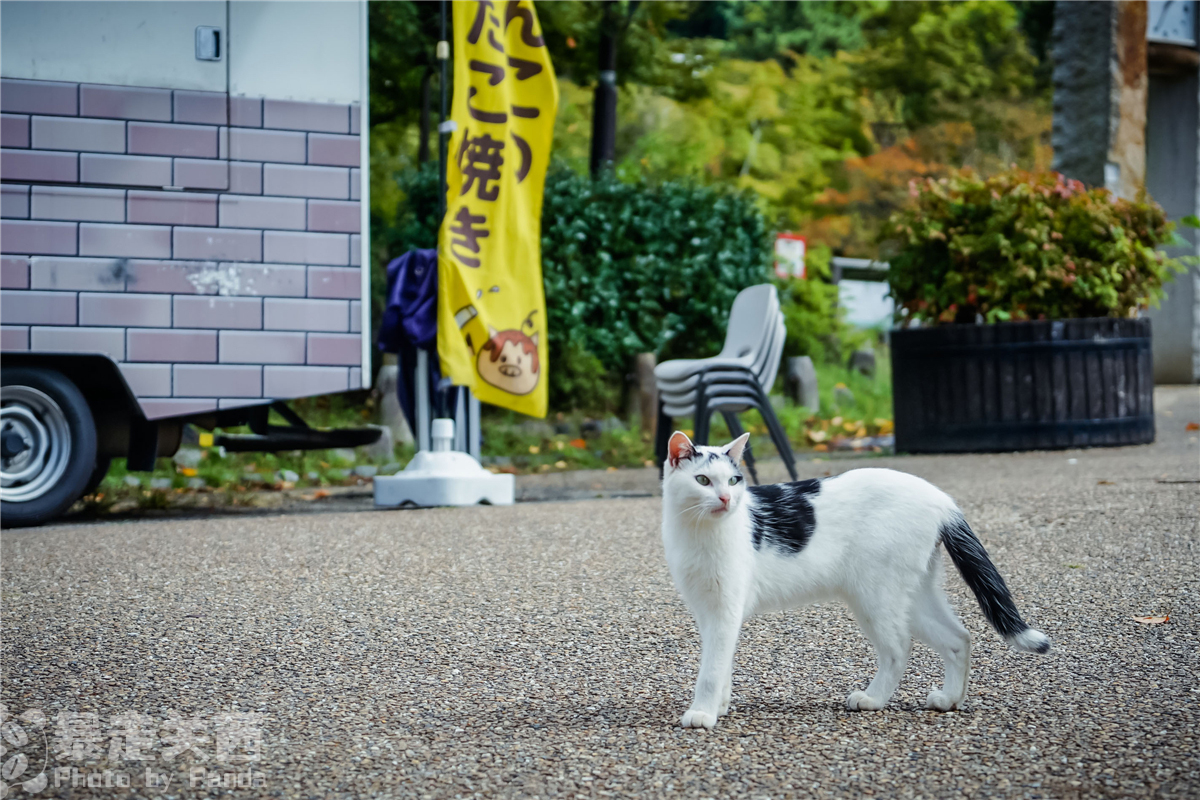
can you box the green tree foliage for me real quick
[881,170,1191,324]
[537,1,711,101]
[855,1,1038,130]
[721,1,870,63]
[369,2,442,131]
[367,0,1064,411]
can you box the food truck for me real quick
[1,1,374,525]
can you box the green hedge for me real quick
[374,165,778,412]
[540,169,773,372]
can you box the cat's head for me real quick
[663,431,750,520]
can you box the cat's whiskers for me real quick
[677,500,708,524]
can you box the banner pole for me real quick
[420,0,450,438]
[436,0,454,422]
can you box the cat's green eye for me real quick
[695,475,710,486]
[729,476,742,485]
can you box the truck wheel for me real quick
[1,367,98,528]
[83,457,112,498]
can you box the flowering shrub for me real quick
[880,169,1193,324]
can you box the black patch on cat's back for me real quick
[748,479,821,555]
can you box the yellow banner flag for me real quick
[437,0,558,418]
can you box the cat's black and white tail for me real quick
[939,512,1051,654]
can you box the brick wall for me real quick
[0,78,365,420]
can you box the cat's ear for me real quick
[668,431,697,467]
[724,432,750,464]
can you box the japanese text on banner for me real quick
[437,0,558,418]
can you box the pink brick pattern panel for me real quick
[1,79,364,420]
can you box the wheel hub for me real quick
[1,386,72,504]
[2,425,31,459]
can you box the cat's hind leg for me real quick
[846,602,913,711]
[911,580,971,711]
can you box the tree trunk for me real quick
[634,353,657,439]
[589,1,619,176]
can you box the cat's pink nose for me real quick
[717,495,730,509]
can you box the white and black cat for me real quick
[661,430,1049,730]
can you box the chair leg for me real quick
[722,411,759,485]
[755,391,798,481]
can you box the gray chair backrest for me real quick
[756,312,787,390]
[718,285,778,361]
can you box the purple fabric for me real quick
[379,248,438,352]
[377,248,443,432]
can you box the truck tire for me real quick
[83,457,112,498]
[1,367,99,528]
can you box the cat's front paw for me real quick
[680,708,718,730]
[846,690,886,711]
[925,690,961,712]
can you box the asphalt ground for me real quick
[2,387,1197,799]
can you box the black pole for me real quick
[589,0,618,176]
[435,0,451,419]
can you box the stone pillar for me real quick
[1054,0,1200,383]
[1051,1,1148,198]
[1145,23,1200,383]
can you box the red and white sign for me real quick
[774,233,806,280]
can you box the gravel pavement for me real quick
[2,388,1197,799]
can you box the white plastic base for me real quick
[373,449,514,508]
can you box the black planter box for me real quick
[890,318,1154,453]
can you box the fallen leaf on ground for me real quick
[1097,480,1114,485]
[813,443,828,452]
[569,438,586,449]
[808,429,827,443]
[1186,422,1199,431]
[1132,615,1169,625]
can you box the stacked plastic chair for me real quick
[653,284,798,483]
